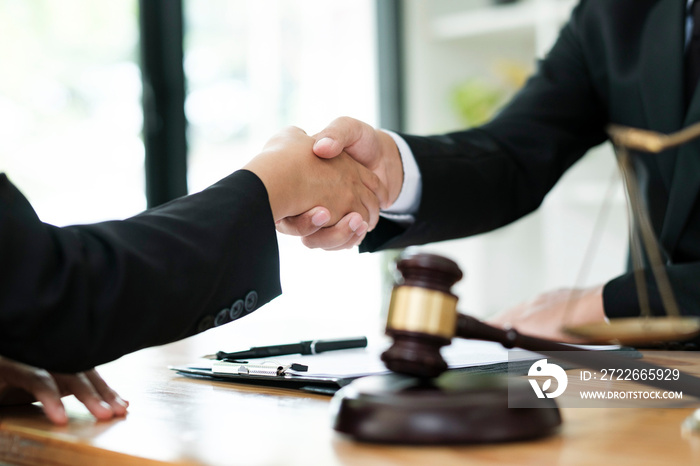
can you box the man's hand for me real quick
[0,356,128,425]
[487,285,606,342]
[313,117,403,204]
[244,126,387,231]
[276,117,404,250]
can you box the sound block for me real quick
[331,372,561,445]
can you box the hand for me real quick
[0,356,128,425]
[244,126,387,228]
[487,285,606,342]
[276,117,404,250]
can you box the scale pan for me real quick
[564,316,700,345]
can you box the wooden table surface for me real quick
[1,338,700,466]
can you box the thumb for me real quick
[312,116,367,159]
[313,136,344,159]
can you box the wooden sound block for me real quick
[331,372,561,445]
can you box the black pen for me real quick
[213,336,368,360]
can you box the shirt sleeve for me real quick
[379,130,422,225]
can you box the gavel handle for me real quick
[456,314,700,398]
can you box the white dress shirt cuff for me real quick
[379,130,422,223]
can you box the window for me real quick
[1,0,384,348]
[183,0,383,344]
[0,0,144,226]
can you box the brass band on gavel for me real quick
[386,286,458,339]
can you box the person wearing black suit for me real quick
[0,126,384,423]
[280,0,700,340]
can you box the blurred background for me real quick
[0,0,627,352]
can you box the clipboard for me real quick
[171,360,353,395]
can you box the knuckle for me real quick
[301,236,321,249]
[99,388,117,402]
[28,371,57,393]
[278,224,301,236]
[32,370,53,385]
[367,171,381,188]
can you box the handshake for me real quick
[244,117,405,250]
[0,117,405,426]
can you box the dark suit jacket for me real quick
[0,170,281,372]
[363,0,700,319]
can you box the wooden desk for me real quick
[2,340,700,465]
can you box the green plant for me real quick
[452,78,505,127]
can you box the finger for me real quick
[275,207,331,237]
[84,370,129,417]
[312,116,366,159]
[327,229,367,251]
[53,373,114,421]
[354,230,368,247]
[0,359,68,425]
[356,162,389,209]
[20,372,68,425]
[357,185,380,231]
[312,136,344,159]
[301,213,367,250]
[488,311,519,327]
[342,197,370,229]
[32,388,68,425]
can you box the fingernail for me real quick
[314,137,334,150]
[115,396,129,408]
[311,210,330,226]
[355,222,369,237]
[349,216,363,232]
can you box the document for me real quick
[171,339,623,394]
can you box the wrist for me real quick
[580,284,606,325]
[377,130,403,207]
[243,155,296,222]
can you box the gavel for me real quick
[380,252,700,397]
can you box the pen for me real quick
[214,336,368,360]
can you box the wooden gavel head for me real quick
[381,253,463,378]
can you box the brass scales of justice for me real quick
[330,122,700,444]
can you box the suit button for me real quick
[214,308,231,327]
[229,299,245,320]
[197,315,215,332]
[244,291,258,313]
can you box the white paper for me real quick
[184,340,619,379]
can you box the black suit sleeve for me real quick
[603,265,700,319]
[0,170,281,372]
[363,0,608,253]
